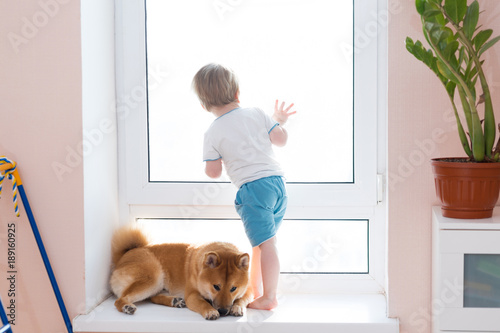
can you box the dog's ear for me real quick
[237,253,250,270]
[204,252,220,268]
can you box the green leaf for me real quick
[416,0,426,15]
[423,49,435,67]
[455,109,473,157]
[423,6,446,26]
[412,41,425,61]
[423,9,442,19]
[463,1,479,39]
[445,81,456,98]
[424,21,437,33]
[443,40,459,62]
[440,28,453,43]
[466,61,483,85]
[452,89,473,158]
[458,46,466,66]
[467,64,478,82]
[429,26,450,46]
[463,52,473,76]
[478,35,500,57]
[484,102,496,156]
[405,37,415,53]
[468,80,477,102]
[437,60,459,83]
[444,0,467,23]
[474,29,493,51]
[405,36,446,81]
[471,114,485,161]
[448,50,459,70]
[458,86,473,139]
[431,58,448,84]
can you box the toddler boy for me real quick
[192,63,296,310]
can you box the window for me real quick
[146,0,354,183]
[139,218,369,274]
[116,0,385,293]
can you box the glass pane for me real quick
[137,219,368,274]
[464,254,500,308]
[279,220,368,273]
[146,0,354,183]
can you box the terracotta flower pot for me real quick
[431,158,500,219]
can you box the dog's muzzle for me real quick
[218,308,229,316]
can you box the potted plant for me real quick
[406,0,500,218]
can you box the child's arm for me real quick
[270,100,296,147]
[205,159,222,178]
[269,126,288,147]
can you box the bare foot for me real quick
[248,296,278,310]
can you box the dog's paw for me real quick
[203,308,220,320]
[229,304,245,317]
[172,297,186,308]
[122,304,137,315]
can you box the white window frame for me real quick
[116,0,386,294]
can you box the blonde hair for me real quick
[192,63,239,111]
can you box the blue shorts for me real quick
[234,176,287,247]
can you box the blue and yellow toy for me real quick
[0,157,72,333]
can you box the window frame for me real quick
[116,0,386,293]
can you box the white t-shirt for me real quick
[203,107,284,188]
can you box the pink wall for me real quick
[387,1,500,333]
[0,0,85,332]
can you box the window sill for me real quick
[73,293,398,333]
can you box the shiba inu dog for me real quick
[109,225,253,320]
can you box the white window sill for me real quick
[73,293,398,333]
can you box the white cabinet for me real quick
[432,207,500,333]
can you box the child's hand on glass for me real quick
[273,100,297,125]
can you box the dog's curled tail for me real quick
[111,225,150,266]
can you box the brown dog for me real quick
[109,225,253,320]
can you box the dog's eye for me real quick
[230,287,237,293]
[213,285,221,291]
